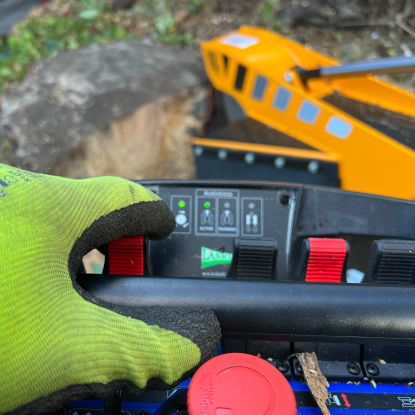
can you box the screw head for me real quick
[284,72,294,83]
[276,360,290,374]
[218,149,228,160]
[245,152,255,164]
[194,146,203,157]
[280,194,290,206]
[274,156,286,169]
[295,361,303,374]
[366,363,380,376]
[308,160,319,174]
[347,362,361,376]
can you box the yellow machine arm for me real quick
[201,26,415,200]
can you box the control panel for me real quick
[75,180,415,415]
[145,183,295,280]
[139,180,415,283]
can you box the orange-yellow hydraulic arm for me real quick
[201,26,415,200]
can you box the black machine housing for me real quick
[79,180,415,387]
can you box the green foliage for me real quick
[0,0,132,93]
[261,0,282,31]
[136,0,198,46]
[184,0,203,15]
[0,139,12,163]
[161,31,194,47]
[262,0,278,20]
[0,0,205,93]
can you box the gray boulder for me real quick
[0,39,207,176]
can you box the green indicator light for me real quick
[179,200,186,208]
[204,202,211,208]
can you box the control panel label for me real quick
[195,189,239,237]
[197,196,216,233]
[201,246,233,269]
[171,196,192,234]
[218,198,238,234]
[242,197,264,237]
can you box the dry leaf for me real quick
[296,352,330,415]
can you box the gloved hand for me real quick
[0,164,221,415]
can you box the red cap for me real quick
[187,353,296,415]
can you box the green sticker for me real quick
[201,246,233,269]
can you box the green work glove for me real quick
[0,164,221,414]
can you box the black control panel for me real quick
[144,182,295,279]
[81,180,415,343]
[138,180,415,282]
[76,180,415,414]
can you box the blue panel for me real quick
[252,74,268,101]
[68,379,415,415]
[272,86,292,111]
[326,116,353,139]
[298,410,412,415]
[290,379,412,394]
[297,100,320,124]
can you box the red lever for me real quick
[305,238,348,283]
[108,235,144,275]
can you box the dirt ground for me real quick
[127,0,415,90]
[24,0,415,91]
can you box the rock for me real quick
[0,39,208,178]
[0,0,43,36]
[52,87,206,180]
[278,0,365,28]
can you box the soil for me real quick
[24,0,415,92]
[9,0,415,91]
[130,0,415,90]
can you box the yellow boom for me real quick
[201,26,415,200]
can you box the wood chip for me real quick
[296,352,330,415]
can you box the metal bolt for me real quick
[218,149,228,160]
[274,156,286,169]
[366,363,380,376]
[307,160,319,174]
[284,72,294,83]
[245,152,255,164]
[347,362,361,376]
[280,194,290,206]
[194,146,203,157]
[295,361,303,374]
[276,360,290,374]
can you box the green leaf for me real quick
[67,38,80,49]
[0,67,12,77]
[155,13,176,35]
[262,4,273,21]
[42,38,60,54]
[79,9,100,20]
[273,18,282,31]
[262,0,279,21]
[161,33,182,44]
[1,139,11,150]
